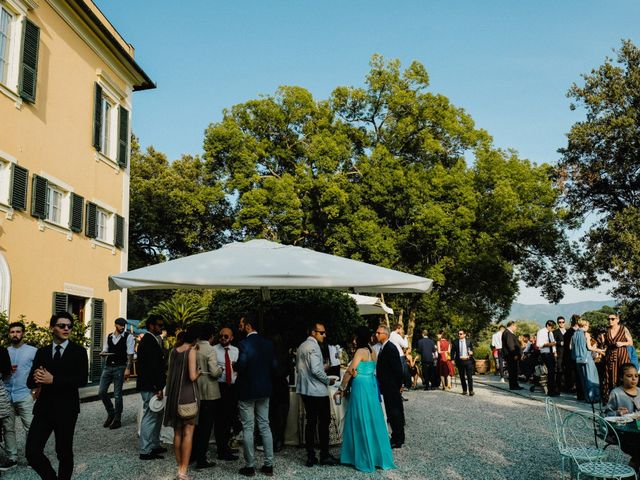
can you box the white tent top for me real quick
[348,294,394,315]
[109,239,432,294]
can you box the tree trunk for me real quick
[406,309,416,350]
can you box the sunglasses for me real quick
[55,323,72,330]
[608,317,617,321]
[458,333,465,335]
[220,334,230,339]
[314,331,327,335]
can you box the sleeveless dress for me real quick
[437,339,455,377]
[163,347,199,428]
[603,327,631,403]
[340,361,396,473]
[572,330,600,403]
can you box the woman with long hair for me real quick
[570,318,604,403]
[336,326,395,473]
[164,324,201,480]
[436,331,455,390]
[603,313,634,403]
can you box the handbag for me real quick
[177,349,198,420]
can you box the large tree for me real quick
[558,40,640,323]
[203,56,569,333]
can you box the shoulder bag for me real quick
[177,349,198,420]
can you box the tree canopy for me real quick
[558,40,640,329]
[198,55,569,333]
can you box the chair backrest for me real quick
[545,398,566,452]
[562,412,624,464]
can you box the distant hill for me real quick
[507,300,616,326]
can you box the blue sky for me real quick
[95,0,638,304]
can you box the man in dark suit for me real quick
[563,315,583,399]
[235,316,276,477]
[502,321,523,390]
[451,329,475,396]
[416,330,437,390]
[553,316,566,394]
[25,312,88,480]
[375,325,404,448]
[136,314,167,460]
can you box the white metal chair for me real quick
[544,399,606,478]
[562,411,637,480]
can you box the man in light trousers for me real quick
[2,322,37,471]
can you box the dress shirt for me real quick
[491,331,503,349]
[536,328,555,354]
[389,331,408,357]
[5,344,37,402]
[372,343,382,356]
[51,340,69,358]
[328,345,342,367]
[213,343,238,384]
[101,330,135,355]
[459,339,470,359]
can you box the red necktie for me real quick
[225,347,232,385]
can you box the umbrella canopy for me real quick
[348,294,394,315]
[109,239,432,294]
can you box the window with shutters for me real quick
[86,200,122,249]
[93,73,130,169]
[0,150,27,215]
[0,156,10,206]
[31,173,80,234]
[0,1,39,105]
[99,95,113,158]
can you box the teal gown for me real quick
[340,361,396,472]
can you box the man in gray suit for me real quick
[296,323,337,467]
[191,323,222,469]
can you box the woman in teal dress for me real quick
[571,318,605,404]
[335,326,396,473]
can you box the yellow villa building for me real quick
[0,0,154,379]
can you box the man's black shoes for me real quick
[260,465,274,476]
[239,466,256,476]
[152,447,168,455]
[139,453,164,460]
[109,419,121,429]
[305,455,318,467]
[319,454,338,466]
[103,416,114,428]
[469,391,475,396]
[195,460,216,469]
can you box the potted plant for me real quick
[473,342,491,374]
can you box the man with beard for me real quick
[213,326,240,461]
[1,322,35,471]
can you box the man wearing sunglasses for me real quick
[25,312,88,480]
[296,323,337,467]
[213,326,240,461]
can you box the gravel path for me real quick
[3,383,567,479]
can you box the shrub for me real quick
[0,312,90,349]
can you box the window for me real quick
[0,7,13,85]
[0,1,39,103]
[93,82,129,167]
[85,201,124,248]
[96,208,107,241]
[45,184,63,224]
[0,152,28,211]
[0,158,10,205]
[99,96,113,157]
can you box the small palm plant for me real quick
[149,297,208,333]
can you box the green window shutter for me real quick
[117,106,129,167]
[19,19,40,103]
[9,164,28,211]
[90,298,105,381]
[93,83,102,150]
[30,174,47,219]
[52,292,68,315]
[69,193,84,232]
[85,201,97,238]
[114,214,124,248]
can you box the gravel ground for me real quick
[3,383,571,479]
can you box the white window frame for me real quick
[0,150,16,215]
[0,6,14,85]
[45,183,63,224]
[90,199,116,249]
[36,172,73,237]
[94,70,130,170]
[0,0,35,106]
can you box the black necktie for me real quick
[54,345,62,362]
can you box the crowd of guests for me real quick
[492,313,636,407]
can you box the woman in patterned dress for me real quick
[602,313,634,403]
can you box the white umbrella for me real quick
[348,294,394,315]
[109,239,432,293]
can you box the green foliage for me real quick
[513,320,540,337]
[200,55,569,336]
[558,40,640,333]
[582,305,617,333]
[148,297,208,334]
[208,289,362,349]
[0,313,90,349]
[473,341,491,360]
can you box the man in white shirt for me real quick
[212,327,240,461]
[491,325,505,382]
[536,320,559,397]
[389,323,411,391]
[98,317,135,430]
